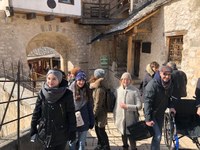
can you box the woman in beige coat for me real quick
[89,69,110,150]
[113,72,142,150]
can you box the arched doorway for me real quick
[26,32,74,73]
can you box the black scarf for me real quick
[41,83,67,103]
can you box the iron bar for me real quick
[2,60,6,90]
[17,60,20,150]
[0,113,33,127]
[0,95,38,105]
[0,81,16,131]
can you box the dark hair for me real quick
[166,61,177,70]
[150,61,159,69]
[74,82,92,101]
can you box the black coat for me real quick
[144,73,174,122]
[195,78,200,106]
[30,81,76,148]
[171,70,187,99]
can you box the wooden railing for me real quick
[82,0,129,19]
[82,2,110,19]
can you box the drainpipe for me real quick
[5,0,14,16]
[129,0,134,14]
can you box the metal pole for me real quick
[17,60,20,150]
[0,81,16,131]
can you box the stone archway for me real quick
[26,32,73,73]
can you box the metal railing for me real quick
[0,60,44,150]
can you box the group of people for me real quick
[141,61,200,150]
[30,60,199,150]
[30,67,112,150]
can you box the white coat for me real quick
[113,84,142,135]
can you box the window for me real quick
[142,42,151,53]
[168,36,183,66]
[58,0,74,5]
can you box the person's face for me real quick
[76,79,85,88]
[151,65,159,72]
[160,71,171,82]
[46,74,59,88]
[121,78,131,87]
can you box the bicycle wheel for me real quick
[164,113,174,149]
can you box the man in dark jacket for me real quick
[144,65,176,150]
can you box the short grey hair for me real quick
[166,61,177,70]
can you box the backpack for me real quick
[104,88,116,113]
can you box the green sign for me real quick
[100,56,108,68]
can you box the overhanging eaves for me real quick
[122,9,159,34]
[88,0,172,44]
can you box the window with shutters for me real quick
[168,36,183,66]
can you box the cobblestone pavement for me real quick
[83,113,199,150]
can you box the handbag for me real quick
[75,111,84,127]
[128,95,167,141]
[37,119,52,148]
[33,120,52,148]
[127,121,154,141]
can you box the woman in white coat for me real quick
[113,72,142,150]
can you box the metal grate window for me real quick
[168,36,183,66]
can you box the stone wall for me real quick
[0,11,113,78]
[0,79,37,137]
[164,0,200,97]
[135,0,200,98]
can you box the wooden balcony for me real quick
[78,0,130,25]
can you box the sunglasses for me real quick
[163,72,171,76]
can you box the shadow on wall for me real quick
[0,131,43,150]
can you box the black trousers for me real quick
[122,134,136,150]
[95,125,110,148]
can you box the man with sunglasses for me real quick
[144,65,176,150]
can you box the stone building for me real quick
[0,0,200,147]
[0,0,199,97]
[91,0,200,98]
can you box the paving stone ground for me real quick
[84,112,199,150]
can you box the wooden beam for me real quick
[60,17,70,22]
[26,13,36,20]
[44,15,55,21]
[165,30,187,36]
[123,9,159,34]
[126,28,135,36]
[127,35,133,73]
[135,28,151,33]
[126,26,151,37]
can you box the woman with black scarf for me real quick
[30,69,76,150]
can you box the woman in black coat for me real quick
[68,70,94,150]
[30,69,77,150]
[195,78,200,116]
